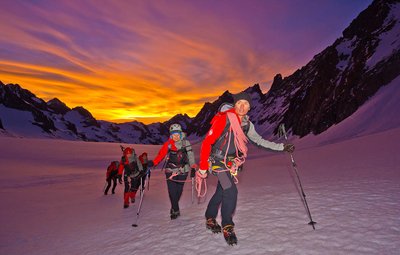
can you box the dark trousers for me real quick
[205,172,238,227]
[165,172,188,212]
[105,177,117,194]
[124,175,141,193]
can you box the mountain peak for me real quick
[269,74,283,93]
[163,113,192,131]
[5,83,22,91]
[167,113,191,122]
[71,106,100,128]
[47,98,71,115]
[342,0,394,39]
[244,83,263,95]
[72,106,94,119]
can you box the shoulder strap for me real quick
[213,117,230,147]
[182,139,192,153]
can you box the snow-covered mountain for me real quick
[1,0,399,144]
[255,0,400,138]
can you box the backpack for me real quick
[139,153,148,165]
[121,153,142,177]
[218,102,234,113]
[166,138,191,168]
[210,103,249,159]
[106,161,119,178]
[210,103,249,173]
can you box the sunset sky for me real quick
[0,0,372,124]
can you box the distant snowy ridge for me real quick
[0,81,192,144]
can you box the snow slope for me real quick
[0,105,46,138]
[1,74,399,254]
[1,124,399,254]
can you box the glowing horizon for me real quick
[0,0,372,124]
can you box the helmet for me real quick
[169,123,182,134]
[123,147,133,155]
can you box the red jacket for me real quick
[199,108,241,170]
[106,161,119,178]
[153,139,177,166]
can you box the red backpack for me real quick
[139,153,148,165]
[106,161,119,178]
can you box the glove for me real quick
[283,143,295,153]
[147,160,154,168]
[117,175,123,184]
[190,168,196,178]
[196,169,208,179]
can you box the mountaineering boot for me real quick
[223,225,237,246]
[170,209,180,220]
[206,218,222,233]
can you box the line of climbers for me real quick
[103,92,295,246]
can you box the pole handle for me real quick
[279,123,288,140]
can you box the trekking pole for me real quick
[147,168,150,191]
[132,174,148,227]
[102,181,107,193]
[139,175,144,197]
[279,124,317,230]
